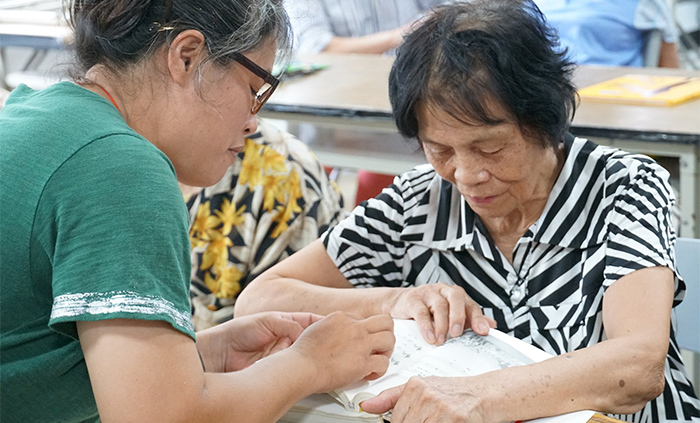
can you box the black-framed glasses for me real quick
[232,53,280,114]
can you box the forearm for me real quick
[323,30,403,54]
[657,41,680,68]
[235,277,399,318]
[196,349,319,423]
[480,337,666,422]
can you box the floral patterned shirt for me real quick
[187,119,344,330]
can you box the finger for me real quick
[412,304,437,345]
[359,384,403,415]
[363,314,394,334]
[486,316,498,328]
[444,287,468,338]
[363,353,391,380]
[465,299,490,335]
[424,289,450,344]
[265,316,305,342]
[286,312,324,329]
[367,330,396,356]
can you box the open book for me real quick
[279,319,595,423]
[577,74,700,106]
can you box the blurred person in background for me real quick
[534,0,680,67]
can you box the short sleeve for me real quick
[603,154,685,304]
[286,0,335,53]
[635,0,679,43]
[322,175,409,288]
[40,135,195,340]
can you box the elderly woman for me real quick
[235,0,700,421]
[0,1,394,422]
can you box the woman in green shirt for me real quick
[0,1,394,422]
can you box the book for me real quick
[577,74,700,106]
[279,393,384,423]
[279,319,595,423]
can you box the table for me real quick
[261,54,700,237]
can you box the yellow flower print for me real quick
[190,234,209,250]
[199,229,233,271]
[191,201,218,237]
[204,265,243,299]
[213,198,246,236]
[271,202,296,238]
[261,145,287,174]
[239,139,264,189]
[261,173,288,212]
[284,169,303,205]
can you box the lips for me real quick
[467,194,497,205]
[228,146,244,155]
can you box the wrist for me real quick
[285,347,327,396]
[195,328,223,373]
[380,287,405,317]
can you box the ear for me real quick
[167,30,207,87]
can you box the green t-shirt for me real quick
[0,83,195,422]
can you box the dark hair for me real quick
[67,0,291,75]
[389,0,577,149]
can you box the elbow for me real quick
[607,354,666,414]
[234,277,269,317]
[639,359,666,403]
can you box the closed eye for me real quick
[480,148,502,155]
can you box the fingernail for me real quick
[478,321,489,334]
[451,324,462,337]
[426,330,436,344]
[438,334,446,344]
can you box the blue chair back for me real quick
[675,237,700,353]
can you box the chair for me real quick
[676,237,700,353]
[674,237,700,392]
[642,29,663,67]
[355,170,396,206]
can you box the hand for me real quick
[291,312,395,393]
[386,283,496,345]
[196,311,322,372]
[361,376,489,423]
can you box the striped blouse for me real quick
[322,135,700,422]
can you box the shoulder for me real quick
[568,137,674,207]
[253,118,325,175]
[372,164,440,213]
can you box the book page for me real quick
[279,394,383,423]
[337,320,537,411]
[333,320,595,423]
[333,319,437,411]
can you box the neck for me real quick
[81,66,168,148]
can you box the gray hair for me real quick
[67,0,291,75]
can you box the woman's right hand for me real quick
[290,312,395,393]
[386,283,496,345]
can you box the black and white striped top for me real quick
[322,136,700,422]
[285,0,446,53]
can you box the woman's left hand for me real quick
[387,283,496,345]
[195,311,323,372]
[360,376,490,423]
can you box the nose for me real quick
[243,113,258,135]
[452,156,490,187]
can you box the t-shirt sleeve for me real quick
[635,0,679,44]
[321,175,410,288]
[40,135,195,340]
[286,0,335,53]
[603,153,685,306]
